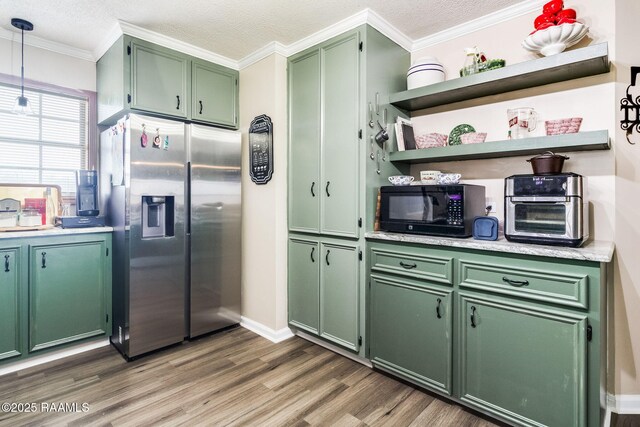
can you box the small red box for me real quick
[24,198,47,225]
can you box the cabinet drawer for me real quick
[370,246,453,286]
[458,258,589,309]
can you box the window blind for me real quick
[0,84,88,195]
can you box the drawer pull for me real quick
[399,261,417,269]
[310,247,315,263]
[41,252,47,269]
[502,276,529,287]
[436,298,442,319]
[325,181,331,197]
[310,182,315,197]
[4,254,9,272]
[470,306,477,328]
[325,249,330,266]
[176,95,181,110]
[199,100,203,115]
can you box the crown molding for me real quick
[118,21,239,70]
[0,27,94,61]
[238,41,288,70]
[412,0,547,51]
[93,22,123,61]
[365,9,413,52]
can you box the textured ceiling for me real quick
[0,0,521,61]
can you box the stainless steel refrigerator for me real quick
[100,113,241,359]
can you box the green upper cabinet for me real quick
[192,60,238,128]
[288,29,361,238]
[320,32,360,237]
[0,247,21,361]
[130,39,189,119]
[97,35,239,128]
[319,241,359,350]
[459,293,587,427]
[29,239,109,352]
[288,237,320,334]
[289,50,321,233]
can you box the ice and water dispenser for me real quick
[142,196,175,238]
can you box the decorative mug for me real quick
[508,107,538,139]
[420,170,441,184]
[437,173,462,184]
[388,175,414,186]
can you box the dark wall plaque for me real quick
[249,114,274,184]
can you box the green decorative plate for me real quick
[449,124,476,146]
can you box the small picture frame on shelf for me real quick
[395,117,415,151]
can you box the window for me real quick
[0,83,88,195]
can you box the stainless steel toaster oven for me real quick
[504,173,588,247]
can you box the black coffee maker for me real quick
[76,170,99,216]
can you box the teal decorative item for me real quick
[449,124,476,146]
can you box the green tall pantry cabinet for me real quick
[287,25,409,355]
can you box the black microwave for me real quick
[379,184,486,237]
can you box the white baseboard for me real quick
[240,316,294,343]
[295,330,372,368]
[607,393,640,414]
[0,338,110,377]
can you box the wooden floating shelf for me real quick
[390,43,610,111]
[388,130,610,164]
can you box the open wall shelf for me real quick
[390,43,610,112]
[388,130,610,164]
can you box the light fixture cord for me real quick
[20,27,25,98]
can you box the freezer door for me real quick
[127,114,186,357]
[189,124,241,337]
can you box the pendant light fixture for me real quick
[11,18,34,116]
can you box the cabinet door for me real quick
[370,275,452,395]
[320,32,360,237]
[0,248,21,361]
[192,61,238,128]
[288,50,321,233]
[459,294,587,426]
[131,41,189,118]
[288,238,320,333]
[30,241,107,352]
[320,241,359,350]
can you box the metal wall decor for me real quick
[249,114,274,185]
[620,66,640,145]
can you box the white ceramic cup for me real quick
[420,170,441,184]
[437,173,462,185]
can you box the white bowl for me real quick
[407,57,445,89]
[388,175,414,186]
[522,22,589,56]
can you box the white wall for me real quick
[0,37,95,91]
[239,53,289,333]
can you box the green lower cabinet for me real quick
[29,240,109,352]
[459,293,587,426]
[0,247,21,361]
[370,274,452,395]
[319,241,359,350]
[288,238,320,334]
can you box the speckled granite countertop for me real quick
[365,232,614,263]
[0,226,113,240]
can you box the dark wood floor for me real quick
[0,327,502,426]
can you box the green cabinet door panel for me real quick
[288,238,320,333]
[0,248,21,361]
[320,242,359,350]
[131,41,189,118]
[459,293,587,427]
[370,274,452,395]
[289,50,321,233]
[30,241,107,352]
[192,61,238,128]
[320,32,360,237]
